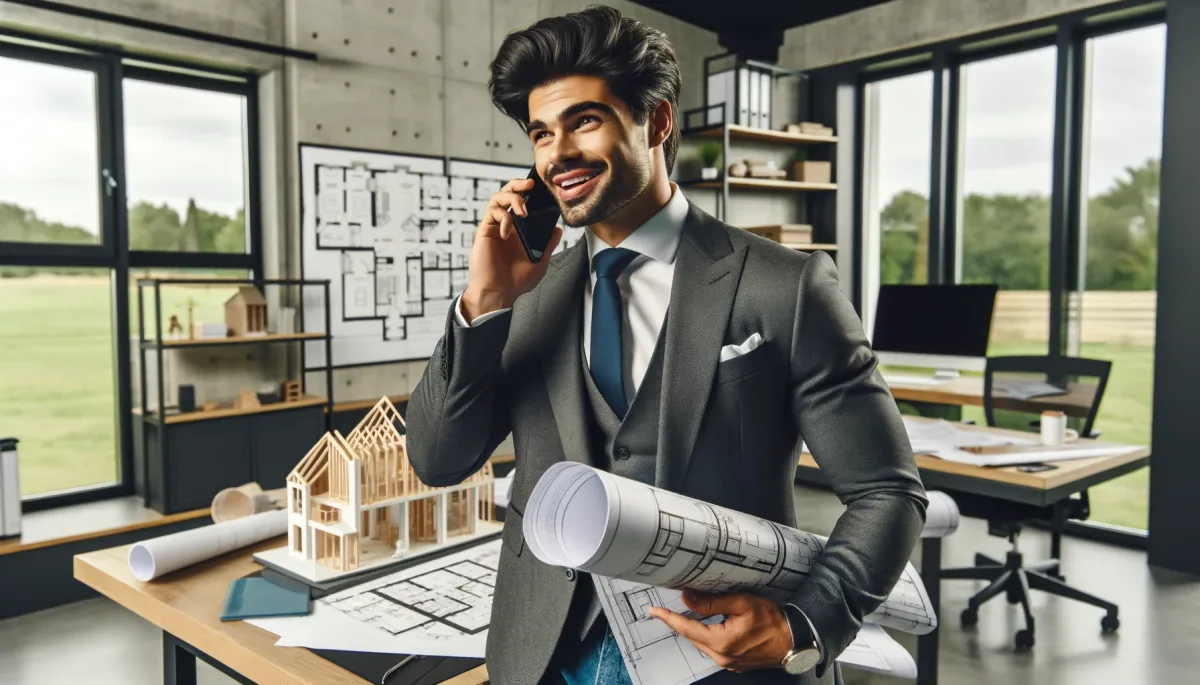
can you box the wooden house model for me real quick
[225,286,268,337]
[269,397,497,580]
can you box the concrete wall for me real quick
[779,0,1124,70]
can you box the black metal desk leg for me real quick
[163,632,197,685]
[917,537,942,685]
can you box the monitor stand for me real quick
[932,368,961,381]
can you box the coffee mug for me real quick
[1041,410,1079,445]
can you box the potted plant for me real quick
[698,141,722,180]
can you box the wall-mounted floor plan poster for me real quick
[300,144,583,368]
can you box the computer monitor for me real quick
[871,284,999,375]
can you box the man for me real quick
[407,6,927,684]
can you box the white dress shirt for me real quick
[455,184,689,407]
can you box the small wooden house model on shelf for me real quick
[225,286,268,337]
[253,397,498,582]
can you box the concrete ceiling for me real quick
[628,0,898,62]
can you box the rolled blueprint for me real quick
[921,491,960,539]
[128,509,287,581]
[524,462,936,635]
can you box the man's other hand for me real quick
[648,589,792,673]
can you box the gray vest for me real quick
[568,324,667,640]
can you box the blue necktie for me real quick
[590,247,639,419]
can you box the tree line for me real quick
[0,199,245,276]
[879,157,1159,291]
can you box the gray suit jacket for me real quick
[407,203,928,685]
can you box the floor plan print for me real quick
[523,462,937,684]
[301,146,583,367]
[304,539,502,657]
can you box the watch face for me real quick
[783,648,822,675]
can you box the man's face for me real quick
[526,75,653,227]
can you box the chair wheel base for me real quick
[960,609,978,628]
[1015,629,1035,651]
[1101,613,1120,633]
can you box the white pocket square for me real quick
[720,333,763,363]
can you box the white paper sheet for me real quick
[127,509,287,581]
[837,624,917,679]
[921,491,960,539]
[524,463,937,683]
[249,540,501,658]
[903,417,1141,466]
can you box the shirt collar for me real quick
[585,184,687,269]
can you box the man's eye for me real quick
[577,115,599,127]
[532,131,549,141]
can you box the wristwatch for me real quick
[780,604,822,675]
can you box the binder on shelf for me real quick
[747,67,760,128]
[758,71,772,130]
[706,70,734,126]
[737,67,751,126]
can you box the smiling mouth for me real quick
[555,169,605,202]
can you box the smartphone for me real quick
[509,167,561,262]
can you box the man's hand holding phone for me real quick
[460,177,563,324]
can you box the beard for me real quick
[556,146,653,228]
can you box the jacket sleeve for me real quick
[405,297,513,487]
[784,252,928,676]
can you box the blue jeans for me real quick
[556,624,633,685]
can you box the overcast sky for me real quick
[871,24,1165,207]
[0,25,1165,238]
[0,57,246,236]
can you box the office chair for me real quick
[943,355,1119,651]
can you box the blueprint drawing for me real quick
[300,146,583,367]
[524,463,937,684]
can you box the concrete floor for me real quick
[2,484,1199,685]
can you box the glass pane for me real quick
[0,268,118,497]
[1074,25,1165,532]
[957,47,1057,356]
[123,79,248,253]
[0,57,102,246]
[862,72,933,347]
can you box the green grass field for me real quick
[0,274,238,497]
[0,275,1153,529]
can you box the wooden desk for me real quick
[796,420,1149,685]
[74,539,490,685]
[887,376,1097,418]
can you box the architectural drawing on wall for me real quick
[253,397,500,583]
[300,145,585,367]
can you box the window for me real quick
[0,267,119,496]
[0,55,103,246]
[0,38,259,509]
[1072,24,1165,532]
[956,47,1057,355]
[124,78,249,253]
[861,71,933,336]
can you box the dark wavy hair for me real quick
[489,5,682,174]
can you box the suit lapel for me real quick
[656,204,748,490]
[539,242,596,467]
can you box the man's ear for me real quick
[648,99,673,148]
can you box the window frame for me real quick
[847,2,1166,545]
[0,33,263,511]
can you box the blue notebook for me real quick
[221,577,311,622]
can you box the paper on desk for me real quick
[921,491,960,539]
[248,539,500,658]
[128,509,287,581]
[524,463,936,685]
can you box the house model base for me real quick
[254,397,499,585]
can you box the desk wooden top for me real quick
[797,419,1148,491]
[888,376,1096,417]
[74,539,490,685]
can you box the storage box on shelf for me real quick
[133,278,333,514]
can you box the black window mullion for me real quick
[1048,24,1083,357]
[926,54,947,285]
